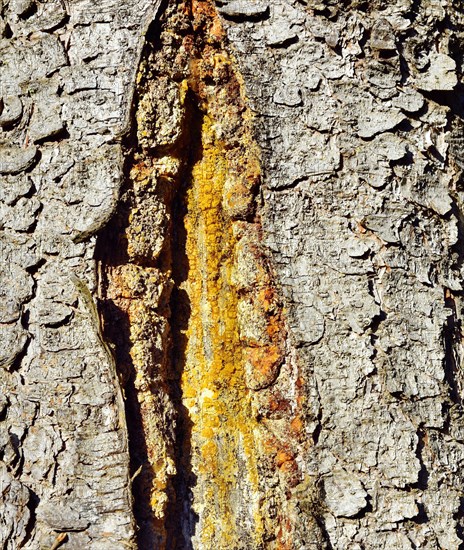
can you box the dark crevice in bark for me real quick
[368,273,387,370]
[9,334,31,373]
[22,487,39,548]
[312,480,335,550]
[312,406,323,445]
[95,7,201,548]
[7,432,23,474]
[370,310,387,333]
[164,92,202,550]
[3,22,13,38]
[407,0,423,23]
[411,428,429,491]
[351,495,373,520]
[444,192,464,403]
[411,501,429,525]
[43,13,71,35]
[219,10,270,23]
[313,515,334,550]
[25,258,46,276]
[33,127,70,145]
[448,196,464,273]
[421,86,464,120]
[18,2,37,19]
[443,289,463,405]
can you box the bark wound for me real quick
[97,1,305,548]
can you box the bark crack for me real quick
[96,1,307,548]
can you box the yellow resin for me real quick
[180,114,264,547]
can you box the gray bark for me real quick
[0,1,161,547]
[1,0,464,549]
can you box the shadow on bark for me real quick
[165,186,198,550]
[95,193,198,548]
[94,14,204,544]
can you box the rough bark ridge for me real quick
[1,0,464,549]
[228,0,464,548]
[0,0,159,548]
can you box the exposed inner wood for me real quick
[97,1,304,548]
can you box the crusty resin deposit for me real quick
[98,1,307,548]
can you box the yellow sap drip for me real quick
[180,114,263,547]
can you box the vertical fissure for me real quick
[164,92,202,550]
[96,1,308,548]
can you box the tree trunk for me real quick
[1,0,464,548]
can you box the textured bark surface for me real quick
[2,0,464,548]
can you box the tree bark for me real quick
[1,0,464,549]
